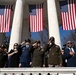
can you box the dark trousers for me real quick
[21,62,30,67]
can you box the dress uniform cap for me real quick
[63,44,66,46]
[49,36,55,42]
[34,40,41,44]
[1,45,6,49]
[25,39,31,43]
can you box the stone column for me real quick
[47,0,61,47]
[9,0,24,51]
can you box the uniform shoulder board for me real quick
[56,45,59,48]
[40,46,43,48]
[40,46,44,51]
[41,49,44,51]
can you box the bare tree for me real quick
[62,31,76,45]
[39,29,49,46]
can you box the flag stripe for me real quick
[0,5,12,33]
[29,4,43,32]
[60,0,76,30]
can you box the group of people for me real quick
[0,36,76,68]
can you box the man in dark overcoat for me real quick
[63,41,76,67]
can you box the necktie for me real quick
[70,48,72,52]
[70,48,75,52]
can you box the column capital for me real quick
[16,0,25,2]
[16,0,25,5]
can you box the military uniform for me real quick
[18,45,32,67]
[44,44,62,66]
[29,46,44,67]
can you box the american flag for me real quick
[60,0,76,30]
[29,4,44,32]
[0,5,12,33]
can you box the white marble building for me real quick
[0,0,76,74]
[0,0,62,50]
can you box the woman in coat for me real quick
[8,43,20,67]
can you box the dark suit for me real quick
[8,49,20,67]
[63,47,76,67]
[62,48,67,67]
[0,50,8,67]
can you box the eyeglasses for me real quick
[67,43,72,44]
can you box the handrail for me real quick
[0,68,76,75]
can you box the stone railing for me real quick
[0,68,76,75]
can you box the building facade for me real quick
[0,0,62,51]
